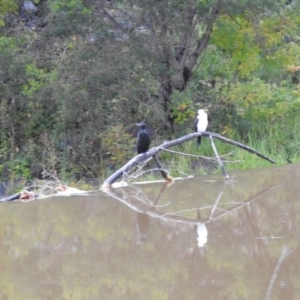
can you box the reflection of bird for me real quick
[194,109,208,146]
[196,222,208,248]
[136,123,151,154]
[136,212,150,244]
[195,210,208,248]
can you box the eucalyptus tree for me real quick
[44,0,291,132]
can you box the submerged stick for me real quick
[101,131,276,188]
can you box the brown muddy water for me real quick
[1,163,300,299]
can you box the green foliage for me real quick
[49,0,93,15]
[212,15,261,77]
[0,0,300,181]
[99,125,135,168]
[0,0,18,26]
[170,91,195,125]
[47,0,94,36]
[0,36,16,50]
[22,65,49,97]
[5,158,31,180]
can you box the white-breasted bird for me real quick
[194,109,208,146]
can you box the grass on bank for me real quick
[122,130,300,182]
[3,119,300,187]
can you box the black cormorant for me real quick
[194,109,208,146]
[137,122,151,154]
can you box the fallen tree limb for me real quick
[100,131,276,188]
[0,191,36,202]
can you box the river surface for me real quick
[1,163,300,299]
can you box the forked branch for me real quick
[100,131,276,189]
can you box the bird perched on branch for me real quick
[136,122,151,154]
[194,109,208,146]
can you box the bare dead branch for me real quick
[100,131,275,188]
[162,148,241,163]
[153,154,173,181]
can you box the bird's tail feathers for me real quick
[197,136,201,146]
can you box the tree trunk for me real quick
[162,1,222,131]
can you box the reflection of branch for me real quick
[209,184,226,220]
[207,185,276,222]
[265,247,288,300]
[102,183,275,227]
[153,181,169,206]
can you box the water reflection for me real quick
[1,164,300,299]
[195,211,208,248]
[104,177,275,254]
[135,212,150,244]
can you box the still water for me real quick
[1,163,300,299]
